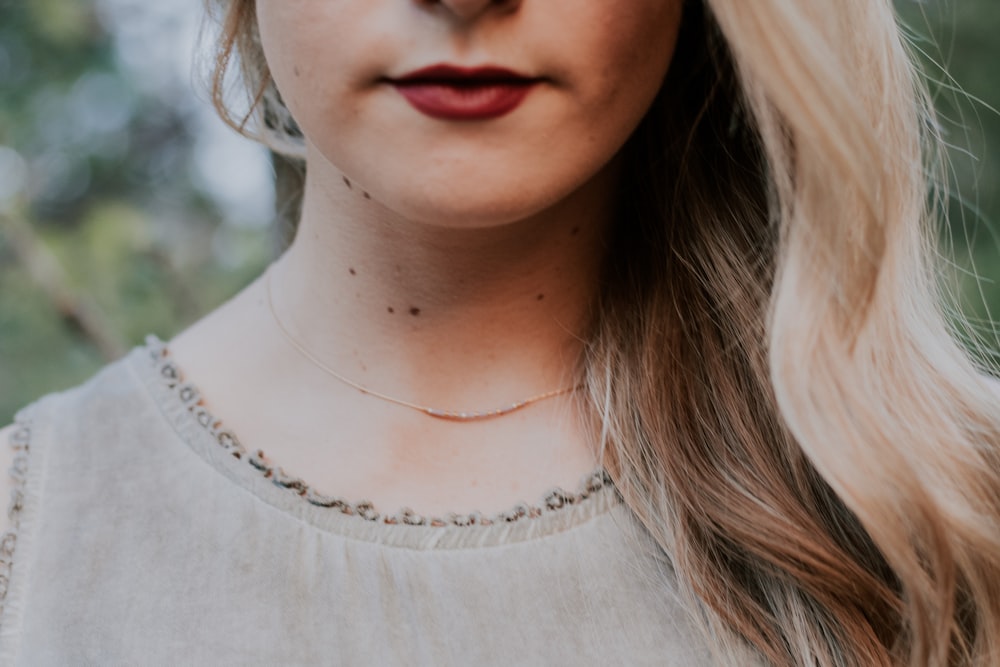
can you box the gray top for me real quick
[0,337,717,666]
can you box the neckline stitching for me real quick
[139,334,618,533]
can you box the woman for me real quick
[1,0,998,664]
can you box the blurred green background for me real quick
[1,0,999,423]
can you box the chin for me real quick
[394,197,549,230]
[377,174,569,229]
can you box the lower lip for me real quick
[392,82,537,121]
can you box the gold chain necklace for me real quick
[264,266,580,421]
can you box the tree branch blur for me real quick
[0,211,127,362]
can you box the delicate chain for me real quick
[264,266,580,421]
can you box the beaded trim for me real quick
[0,415,30,622]
[144,335,614,528]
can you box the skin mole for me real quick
[409,307,421,316]
[349,267,356,276]
[363,191,371,200]
[387,307,395,314]
[342,176,352,190]
[537,294,545,301]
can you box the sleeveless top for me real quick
[0,336,718,666]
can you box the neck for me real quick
[271,152,617,410]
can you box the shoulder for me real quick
[0,424,16,536]
[0,346,158,528]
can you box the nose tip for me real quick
[427,0,521,21]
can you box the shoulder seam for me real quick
[0,412,31,629]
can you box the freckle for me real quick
[571,226,580,236]
[349,267,356,276]
[361,363,368,372]
[409,307,421,316]
[537,294,545,301]
[342,176,352,190]
[363,191,371,200]
[293,66,301,77]
[387,307,395,314]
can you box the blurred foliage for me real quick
[0,0,272,422]
[1,1,999,423]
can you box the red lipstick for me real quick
[388,65,540,121]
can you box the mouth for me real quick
[385,64,542,121]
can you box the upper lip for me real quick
[388,64,539,85]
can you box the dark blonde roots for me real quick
[207,1,1000,664]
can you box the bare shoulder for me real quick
[0,424,15,536]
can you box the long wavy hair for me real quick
[204,1,1000,664]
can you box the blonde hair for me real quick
[206,0,1000,664]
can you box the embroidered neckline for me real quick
[142,334,615,529]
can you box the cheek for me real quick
[570,2,682,111]
[257,2,355,129]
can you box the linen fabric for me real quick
[0,340,718,666]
